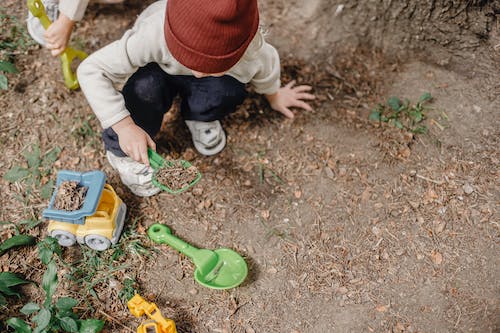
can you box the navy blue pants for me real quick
[103,63,247,156]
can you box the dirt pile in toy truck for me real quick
[53,181,88,211]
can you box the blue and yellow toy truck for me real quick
[42,170,126,251]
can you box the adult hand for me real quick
[44,14,75,56]
[265,80,315,119]
[112,116,156,166]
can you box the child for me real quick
[77,0,315,197]
[27,0,123,56]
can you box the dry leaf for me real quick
[294,190,302,199]
[433,220,446,234]
[431,250,443,265]
[376,305,388,312]
[261,210,270,220]
[324,166,334,179]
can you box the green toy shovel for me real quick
[27,0,88,90]
[148,223,248,290]
[148,148,202,194]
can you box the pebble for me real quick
[189,288,198,295]
[463,183,474,195]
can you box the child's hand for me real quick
[265,80,315,119]
[112,116,156,166]
[44,14,75,56]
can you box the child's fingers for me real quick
[51,48,65,57]
[293,100,313,111]
[296,92,315,100]
[279,106,295,119]
[293,85,312,93]
[146,136,156,152]
[139,146,150,166]
[285,80,296,88]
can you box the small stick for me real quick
[98,310,135,332]
[416,174,444,185]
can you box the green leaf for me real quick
[56,297,78,311]
[6,318,32,333]
[387,96,401,111]
[42,147,61,167]
[413,112,423,123]
[42,261,58,306]
[412,126,428,134]
[368,110,381,121]
[3,166,30,182]
[21,302,41,315]
[0,74,7,90]
[418,92,432,103]
[32,308,51,331]
[38,237,62,264]
[60,317,78,332]
[23,145,41,169]
[78,319,105,333]
[38,247,53,265]
[0,280,21,297]
[0,61,18,73]
[0,292,6,305]
[40,180,54,200]
[393,119,404,129]
[0,235,36,255]
[0,272,30,287]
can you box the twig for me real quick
[416,174,444,185]
[98,310,135,332]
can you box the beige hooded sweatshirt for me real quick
[77,0,281,129]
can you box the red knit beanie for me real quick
[164,0,259,74]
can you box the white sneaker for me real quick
[106,151,160,197]
[27,0,59,46]
[185,120,226,156]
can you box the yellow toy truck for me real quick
[42,170,126,251]
[127,294,177,333]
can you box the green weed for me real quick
[369,92,432,134]
[0,10,36,54]
[256,151,285,185]
[117,278,138,304]
[72,115,100,148]
[3,144,61,201]
[6,237,104,333]
[0,60,18,90]
[0,9,36,91]
[65,219,150,304]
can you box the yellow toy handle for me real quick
[27,0,88,90]
[128,295,177,333]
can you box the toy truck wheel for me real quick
[85,235,111,251]
[51,230,77,247]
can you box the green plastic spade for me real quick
[27,0,88,90]
[148,148,202,194]
[148,223,248,290]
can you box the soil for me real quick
[0,1,498,333]
[155,162,199,191]
[53,181,88,211]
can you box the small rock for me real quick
[325,166,334,179]
[409,170,417,177]
[371,226,381,236]
[463,183,474,195]
[189,288,198,295]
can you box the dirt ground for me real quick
[1,1,499,333]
